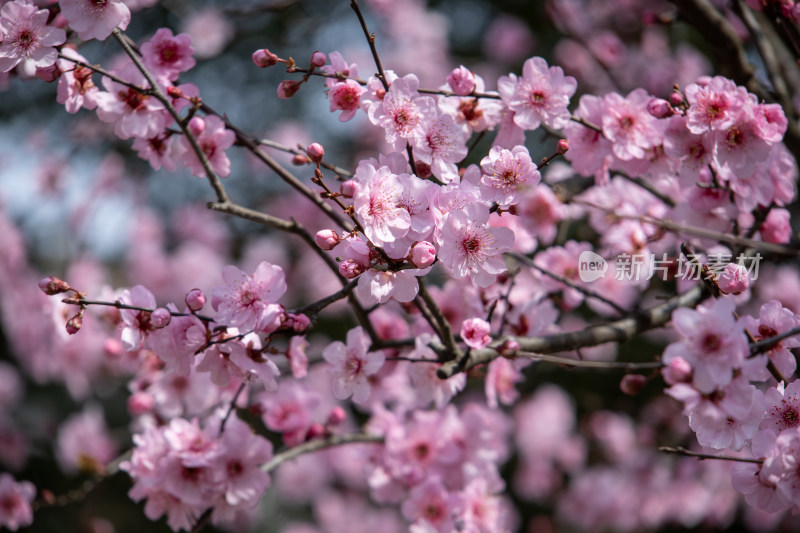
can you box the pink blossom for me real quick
[601,89,666,161]
[141,28,196,83]
[685,76,748,134]
[147,308,206,376]
[259,381,320,440]
[57,48,99,113]
[409,241,436,268]
[179,115,236,178]
[56,406,117,474]
[353,164,411,247]
[327,80,365,122]
[447,65,475,96]
[0,0,66,73]
[762,381,800,434]
[743,300,800,379]
[94,63,169,140]
[485,356,527,408]
[411,111,469,182]
[118,284,158,351]
[437,202,515,288]
[58,0,131,41]
[760,208,792,244]
[460,317,491,349]
[479,145,540,206]
[367,74,432,149]
[356,269,420,305]
[563,94,613,184]
[210,261,287,333]
[286,336,309,378]
[687,378,765,450]
[401,477,457,532]
[663,297,749,393]
[499,56,577,130]
[322,326,385,404]
[406,334,466,408]
[0,474,34,531]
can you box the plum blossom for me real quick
[479,145,540,206]
[0,0,66,73]
[367,74,434,149]
[684,76,748,134]
[94,63,170,140]
[762,381,800,434]
[0,474,34,531]
[353,164,411,247]
[56,406,117,474]
[437,202,514,288]
[57,48,99,113]
[210,261,287,333]
[58,0,131,41]
[322,326,385,404]
[742,299,800,379]
[411,111,469,182]
[118,284,159,351]
[601,89,666,161]
[460,317,491,350]
[498,56,577,130]
[179,115,236,178]
[356,269,420,305]
[141,28,196,83]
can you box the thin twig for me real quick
[658,446,763,464]
[261,433,383,472]
[517,351,663,370]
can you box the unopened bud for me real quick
[556,139,570,154]
[305,423,326,440]
[669,91,684,107]
[127,391,155,415]
[252,48,279,68]
[185,288,206,311]
[497,338,521,358]
[339,259,366,279]
[315,229,341,250]
[36,64,60,83]
[307,142,325,163]
[39,276,70,295]
[66,314,83,335]
[620,374,647,395]
[188,116,205,136]
[292,154,311,165]
[277,80,301,99]
[446,65,476,96]
[647,98,674,119]
[327,406,346,426]
[662,356,692,385]
[340,179,357,198]
[414,161,431,179]
[151,308,172,329]
[717,263,749,295]
[409,241,436,268]
[310,51,326,68]
[289,313,310,332]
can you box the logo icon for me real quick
[578,251,608,282]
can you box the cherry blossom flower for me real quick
[498,56,577,130]
[57,48,99,113]
[479,145,540,206]
[437,202,514,288]
[367,74,433,149]
[94,63,170,140]
[353,163,411,247]
[460,317,491,350]
[401,477,457,532]
[179,115,236,178]
[762,381,800,434]
[0,474,35,531]
[56,406,117,474]
[141,28,196,83]
[411,110,469,182]
[601,89,665,161]
[118,284,159,351]
[58,0,131,41]
[356,269,420,305]
[0,0,66,73]
[322,326,385,404]
[406,334,466,408]
[684,76,748,134]
[742,300,800,379]
[210,261,287,333]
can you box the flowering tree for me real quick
[2,0,800,531]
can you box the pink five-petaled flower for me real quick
[94,63,169,140]
[58,0,131,41]
[322,326,385,404]
[353,163,411,247]
[601,88,665,161]
[663,297,749,394]
[140,28,196,83]
[179,115,236,178]
[437,202,514,288]
[0,474,35,531]
[0,0,66,73]
[499,56,577,130]
[210,261,287,333]
[479,144,540,206]
[461,317,492,350]
[118,284,159,351]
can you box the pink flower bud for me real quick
[446,65,476,96]
[409,241,436,268]
[339,259,365,279]
[38,276,70,295]
[252,48,279,68]
[305,423,326,441]
[151,308,172,329]
[415,161,432,179]
[556,139,570,154]
[315,229,341,250]
[340,179,358,198]
[307,142,325,163]
[103,338,124,359]
[669,91,684,107]
[127,391,155,415]
[647,98,674,119]
[310,51,326,68]
[497,338,520,358]
[185,288,206,311]
[290,313,310,332]
[662,356,692,385]
[760,208,792,244]
[277,80,301,99]
[66,314,83,335]
[460,317,492,350]
[327,406,346,426]
[188,116,205,136]
[717,263,749,295]
[620,374,647,395]
[36,64,60,83]
[292,154,311,165]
